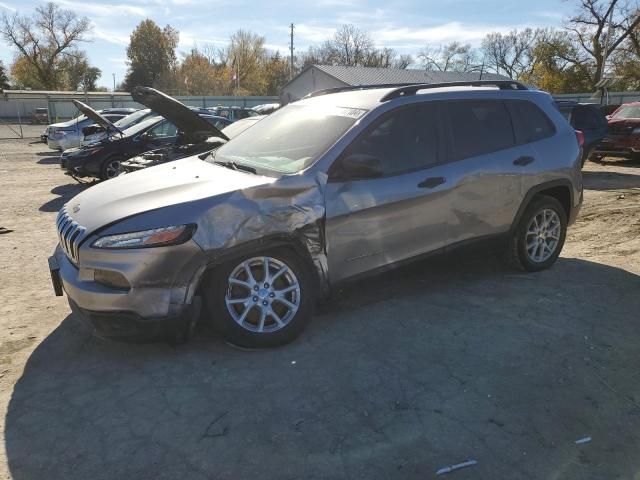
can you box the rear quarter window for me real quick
[507,100,556,144]
[446,100,515,160]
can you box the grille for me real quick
[56,207,87,265]
[608,123,634,135]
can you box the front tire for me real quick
[204,249,315,348]
[508,195,567,272]
[100,157,123,180]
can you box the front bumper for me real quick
[68,298,200,340]
[50,241,205,340]
[593,136,640,158]
[48,134,80,151]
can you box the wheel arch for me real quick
[195,232,327,298]
[511,180,573,233]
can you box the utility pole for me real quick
[289,23,295,80]
[83,72,88,103]
[112,73,116,92]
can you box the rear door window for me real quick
[507,100,556,144]
[446,100,515,160]
[572,106,600,130]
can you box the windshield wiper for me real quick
[214,160,257,174]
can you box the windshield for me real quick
[121,116,162,137]
[612,105,640,119]
[212,104,366,174]
[114,109,152,128]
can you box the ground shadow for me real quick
[582,169,640,190]
[5,257,640,479]
[35,151,56,157]
[36,157,60,165]
[597,157,640,169]
[39,183,87,212]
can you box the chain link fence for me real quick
[0,92,279,140]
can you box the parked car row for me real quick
[52,89,265,181]
[49,80,585,348]
[46,108,138,150]
[555,99,640,164]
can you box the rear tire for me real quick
[203,248,315,348]
[507,195,567,272]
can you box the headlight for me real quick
[92,224,196,249]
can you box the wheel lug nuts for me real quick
[253,286,259,291]
[253,296,258,302]
[269,292,275,298]
[264,283,269,288]
[262,300,268,306]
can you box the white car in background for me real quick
[46,108,137,150]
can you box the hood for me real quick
[72,100,123,135]
[607,117,640,134]
[132,86,229,142]
[608,117,640,126]
[64,156,271,234]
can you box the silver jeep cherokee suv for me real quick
[49,81,583,348]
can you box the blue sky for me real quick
[0,0,576,89]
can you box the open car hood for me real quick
[132,86,229,142]
[71,100,123,135]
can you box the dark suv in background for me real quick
[555,100,608,165]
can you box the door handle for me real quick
[418,176,446,189]
[513,156,535,166]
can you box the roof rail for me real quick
[379,80,528,102]
[303,83,421,99]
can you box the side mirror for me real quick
[334,153,384,180]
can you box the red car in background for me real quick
[592,102,640,161]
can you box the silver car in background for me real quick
[49,81,583,348]
[47,108,137,150]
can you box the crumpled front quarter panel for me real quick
[192,172,330,291]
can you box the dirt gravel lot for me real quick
[1,138,639,480]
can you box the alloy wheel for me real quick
[525,208,561,263]
[105,160,122,179]
[225,256,301,333]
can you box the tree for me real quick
[611,30,640,88]
[565,0,640,86]
[123,20,179,90]
[178,49,218,95]
[220,30,267,95]
[481,29,540,79]
[0,61,9,90]
[263,51,290,95]
[1,2,92,90]
[59,51,101,91]
[419,42,479,72]
[519,30,592,93]
[297,24,408,70]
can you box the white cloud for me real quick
[91,26,130,46]
[56,0,147,17]
[292,23,337,42]
[0,2,16,11]
[373,22,517,47]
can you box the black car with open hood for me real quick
[60,88,229,181]
[121,115,262,173]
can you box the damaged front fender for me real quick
[192,171,330,295]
